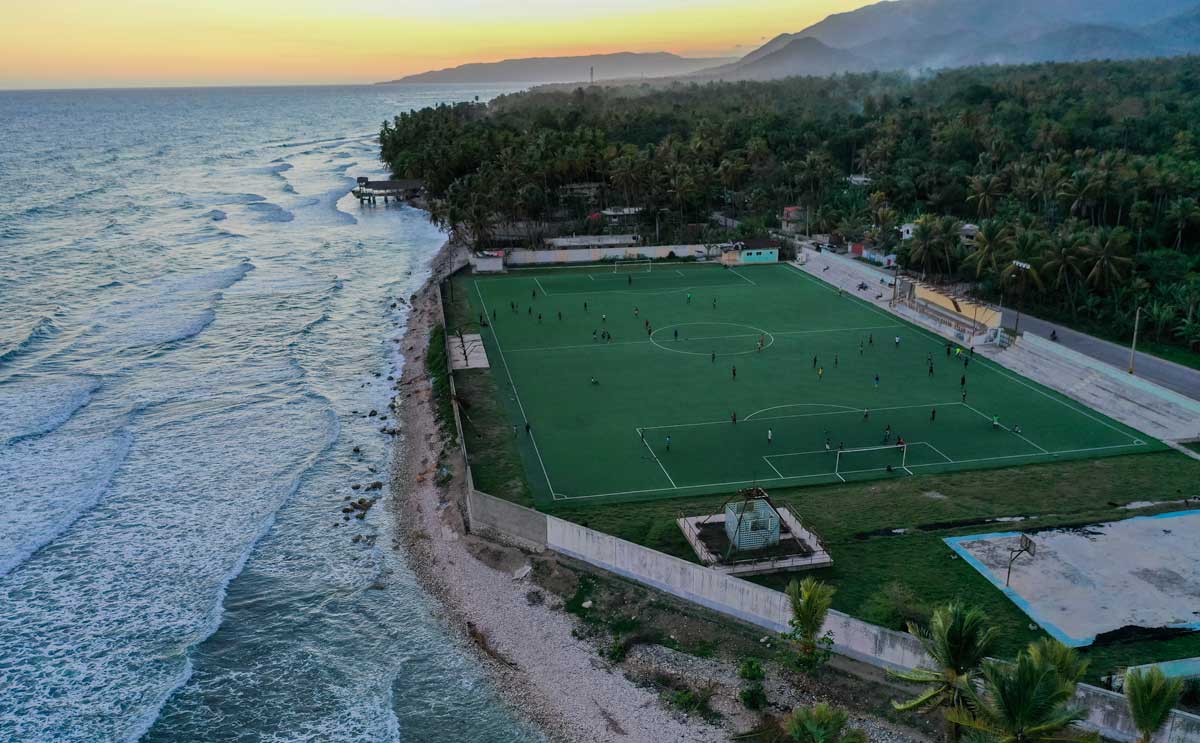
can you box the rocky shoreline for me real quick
[387,241,930,743]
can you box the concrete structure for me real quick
[677,505,833,576]
[351,177,422,204]
[447,334,489,370]
[468,251,505,273]
[900,223,916,240]
[544,234,641,250]
[505,243,718,266]
[720,238,779,266]
[781,206,806,234]
[724,498,780,550]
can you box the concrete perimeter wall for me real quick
[505,244,713,265]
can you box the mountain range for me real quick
[379,0,1200,85]
[379,52,734,84]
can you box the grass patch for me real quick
[425,323,456,444]
[552,451,1200,678]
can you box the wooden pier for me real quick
[352,177,423,205]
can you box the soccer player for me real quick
[531,288,536,300]
[634,307,639,318]
[665,434,672,452]
[584,301,589,313]
[812,355,818,369]
[960,373,966,388]
[927,352,933,365]
[732,365,737,381]
[883,424,892,443]
[930,407,937,422]
[592,329,598,342]
[928,362,934,377]
[731,411,737,425]
[961,389,968,403]
[858,340,864,355]
[590,376,599,385]
[602,313,607,323]
[834,352,839,368]
[711,351,716,364]
[868,334,874,346]
[712,298,717,310]
[863,408,870,421]
[686,292,692,304]
[818,366,824,380]
[946,342,952,357]
[628,274,632,286]
[524,421,531,435]
[963,356,970,368]
[767,428,773,445]
[825,438,832,453]
[537,313,542,323]
[873,373,880,388]
[527,307,532,316]
[992,415,1000,430]
[894,335,901,348]
[970,346,975,358]
[1013,424,1022,434]
[557,311,562,321]
[674,329,679,342]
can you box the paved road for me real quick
[1001,309,1200,401]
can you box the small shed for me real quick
[725,498,781,551]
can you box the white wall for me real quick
[505,244,714,265]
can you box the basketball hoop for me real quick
[1006,533,1036,586]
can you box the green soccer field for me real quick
[460,261,1162,507]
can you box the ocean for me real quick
[0,84,543,742]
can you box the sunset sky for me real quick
[0,0,870,89]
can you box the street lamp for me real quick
[1128,306,1142,375]
[1009,260,1032,335]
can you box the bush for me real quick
[860,581,931,632]
[738,658,766,681]
[740,681,768,710]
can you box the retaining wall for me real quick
[505,244,713,265]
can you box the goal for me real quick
[611,259,652,273]
[834,444,909,480]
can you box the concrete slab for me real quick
[945,511,1200,646]
[448,333,489,370]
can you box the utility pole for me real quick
[1010,260,1032,335]
[1129,306,1142,374]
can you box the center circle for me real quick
[649,322,775,356]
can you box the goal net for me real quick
[834,444,908,479]
[611,259,652,273]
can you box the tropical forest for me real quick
[380,56,1200,364]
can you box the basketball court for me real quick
[459,262,1162,506]
[945,510,1200,646]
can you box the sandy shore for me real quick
[388,241,929,743]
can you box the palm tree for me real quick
[968,174,1004,218]
[908,217,940,277]
[785,704,867,743]
[1124,666,1184,743]
[1084,228,1133,292]
[1147,301,1179,342]
[965,220,1013,279]
[1026,638,1088,689]
[947,651,1099,743]
[890,602,998,741]
[785,577,835,671]
[1041,230,1085,301]
[1165,197,1198,250]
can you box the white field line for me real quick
[550,439,1149,500]
[503,324,904,354]
[637,427,678,489]
[473,281,556,498]
[960,402,1049,454]
[533,277,550,296]
[650,401,963,431]
[762,456,785,478]
[781,262,1143,445]
[728,267,757,286]
[925,441,955,462]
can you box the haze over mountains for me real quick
[381,0,1200,86]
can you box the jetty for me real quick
[352,177,423,204]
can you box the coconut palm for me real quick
[1084,227,1133,292]
[1026,638,1088,688]
[947,651,1098,743]
[964,220,1013,279]
[1041,230,1085,297]
[785,576,835,670]
[968,174,1004,218]
[1165,197,1198,250]
[890,602,999,741]
[785,703,867,743]
[1124,666,1184,743]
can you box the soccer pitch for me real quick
[461,262,1162,507]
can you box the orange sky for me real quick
[0,0,870,89]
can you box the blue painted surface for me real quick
[944,510,1200,648]
[741,249,778,264]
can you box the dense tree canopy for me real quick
[381,57,1200,354]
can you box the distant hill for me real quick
[379,52,735,85]
[682,0,1200,82]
